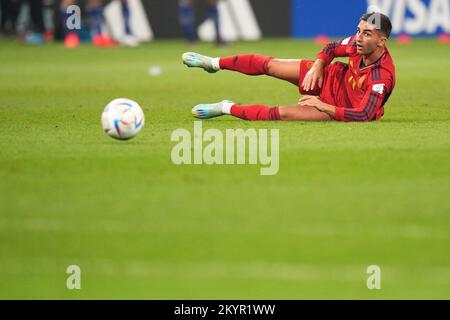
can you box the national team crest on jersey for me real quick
[372,84,385,95]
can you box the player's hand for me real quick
[298,96,326,111]
[302,69,323,92]
[299,96,336,118]
[301,60,325,92]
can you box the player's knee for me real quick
[280,112,301,121]
[266,60,278,77]
[278,107,294,121]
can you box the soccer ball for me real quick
[102,98,145,140]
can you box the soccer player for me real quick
[119,0,140,47]
[62,0,113,47]
[182,12,396,122]
[61,0,136,48]
[178,0,223,45]
[0,0,19,36]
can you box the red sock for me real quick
[219,54,272,75]
[230,105,281,121]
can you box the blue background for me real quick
[291,0,450,37]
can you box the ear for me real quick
[377,37,387,47]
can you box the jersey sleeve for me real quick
[317,36,357,65]
[334,80,392,122]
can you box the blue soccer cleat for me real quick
[192,100,235,119]
[182,52,220,73]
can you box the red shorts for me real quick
[298,59,347,106]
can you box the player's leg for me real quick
[183,52,301,85]
[278,105,332,121]
[61,0,80,48]
[192,101,332,121]
[206,0,223,45]
[0,0,11,34]
[86,0,117,46]
[119,0,139,47]
[266,59,302,86]
[178,0,196,43]
[218,56,301,86]
[28,0,45,34]
[23,0,45,44]
[86,0,103,40]
[121,0,131,35]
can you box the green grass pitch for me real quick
[0,38,449,299]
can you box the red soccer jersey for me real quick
[316,36,396,121]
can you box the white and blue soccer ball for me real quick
[102,98,145,140]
